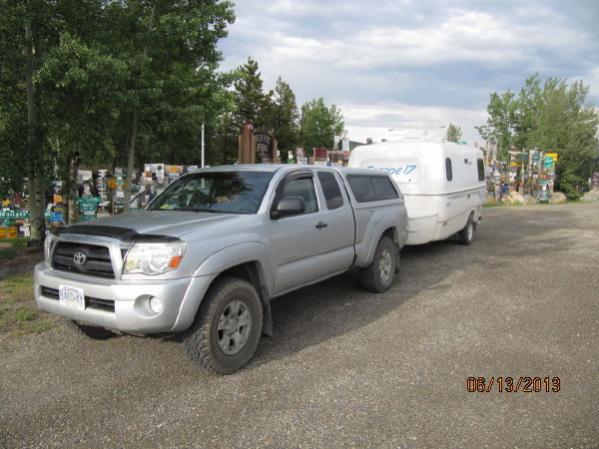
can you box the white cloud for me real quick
[225,8,588,71]
[220,0,599,144]
[341,103,488,145]
[586,67,599,100]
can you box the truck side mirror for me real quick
[271,196,305,219]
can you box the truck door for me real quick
[269,170,353,294]
[314,170,355,266]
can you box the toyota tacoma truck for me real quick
[34,165,408,374]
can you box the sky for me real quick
[218,0,599,145]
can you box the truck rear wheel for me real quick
[359,236,396,293]
[183,276,263,374]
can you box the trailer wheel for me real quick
[183,276,263,374]
[359,236,396,293]
[458,214,475,245]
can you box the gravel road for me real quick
[1,203,598,449]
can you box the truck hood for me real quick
[61,210,242,239]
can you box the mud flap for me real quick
[261,299,273,337]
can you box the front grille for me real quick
[40,286,115,313]
[51,242,115,278]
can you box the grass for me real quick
[0,237,28,260]
[0,272,59,343]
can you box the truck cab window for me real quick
[279,177,318,214]
[446,158,453,181]
[317,171,344,210]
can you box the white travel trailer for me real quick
[348,138,486,245]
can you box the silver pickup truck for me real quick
[34,165,408,373]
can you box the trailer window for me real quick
[477,159,485,182]
[445,158,453,181]
[317,171,344,210]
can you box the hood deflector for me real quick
[55,225,179,242]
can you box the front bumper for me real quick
[33,262,214,334]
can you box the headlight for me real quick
[123,242,186,276]
[44,232,55,262]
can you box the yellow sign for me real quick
[509,161,521,168]
[546,152,558,162]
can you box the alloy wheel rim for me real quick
[379,248,393,283]
[217,300,252,355]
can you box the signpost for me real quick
[0,210,30,220]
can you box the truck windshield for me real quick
[148,171,273,214]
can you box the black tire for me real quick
[458,214,475,245]
[66,319,115,340]
[359,236,396,293]
[183,276,263,375]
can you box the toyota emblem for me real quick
[73,251,87,266]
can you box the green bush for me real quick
[556,170,583,200]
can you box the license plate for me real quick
[59,285,85,310]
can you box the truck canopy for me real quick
[348,141,485,195]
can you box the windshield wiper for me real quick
[190,208,226,213]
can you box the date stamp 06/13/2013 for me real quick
[466,376,561,393]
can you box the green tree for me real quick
[102,0,234,210]
[0,0,73,242]
[262,77,299,160]
[298,98,344,154]
[1,0,235,225]
[225,61,301,163]
[529,78,598,198]
[37,33,128,222]
[446,123,463,143]
[232,57,267,128]
[478,74,599,198]
[477,90,518,161]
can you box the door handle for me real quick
[315,221,328,229]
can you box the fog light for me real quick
[149,297,163,314]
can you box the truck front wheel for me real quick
[359,236,396,293]
[183,276,263,374]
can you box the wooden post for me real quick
[272,138,279,163]
[238,123,255,163]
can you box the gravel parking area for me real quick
[1,203,598,449]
